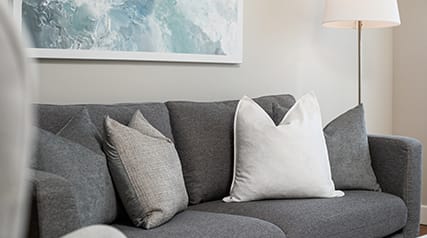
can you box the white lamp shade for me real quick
[323,0,401,29]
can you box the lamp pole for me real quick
[357,20,362,105]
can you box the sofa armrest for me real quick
[368,135,422,238]
[29,170,81,238]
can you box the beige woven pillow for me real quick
[104,110,188,229]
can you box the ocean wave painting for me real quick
[16,0,243,63]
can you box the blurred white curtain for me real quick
[0,1,34,238]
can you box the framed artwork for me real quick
[13,0,243,63]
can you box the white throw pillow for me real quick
[223,92,344,202]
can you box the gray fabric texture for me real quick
[55,108,117,223]
[104,111,188,229]
[37,103,173,140]
[384,232,403,238]
[57,108,104,155]
[190,191,407,238]
[30,170,81,238]
[114,210,286,238]
[368,135,423,238]
[34,127,117,226]
[274,103,380,191]
[166,94,295,204]
[323,104,380,190]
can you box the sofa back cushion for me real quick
[37,103,173,140]
[166,95,295,204]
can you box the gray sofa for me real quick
[30,95,422,238]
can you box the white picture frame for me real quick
[13,0,243,64]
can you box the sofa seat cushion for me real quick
[189,191,407,238]
[113,210,286,238]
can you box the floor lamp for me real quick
[322,0,401,105]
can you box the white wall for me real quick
[393,0,427,222]
[35,0,393,133]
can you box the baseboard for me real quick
[421,205,427,225]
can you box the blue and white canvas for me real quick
[15,0,243,63]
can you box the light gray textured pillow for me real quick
[104,110,188,229]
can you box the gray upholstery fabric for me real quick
[57,108,104,155]
[34,128,117,226]
[384,232,403,238]
[56,108,117,223]
[166,95,295,204]
[272,102,291,124]
[104,111,188,229]
[37,103,173,140]
[36,105,87,134]
[0,3,33,238]
[369,135,423,238]
[114,210,286,238]
[323,104,380,190]
[274,103,380,191]
[190,191,407,238]
[30,170,81,238]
